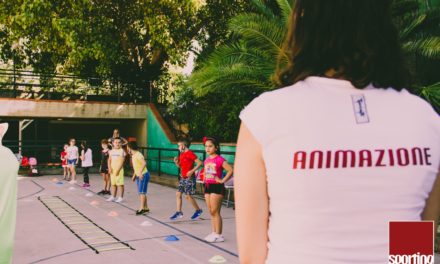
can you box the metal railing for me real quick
[0,69,150,103]
[140,147,235,177]
[2,141,236,177]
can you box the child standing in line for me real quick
[80,141,93,188]
[170,139,203,220]
[202,137,233,243]
[127,141,150,215]
[66,138,79,184]
[97,139,111,195]
[107,137,125,203]
[61,144,70,180]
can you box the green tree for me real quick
[0,0,198,97]
[185,0,440,141]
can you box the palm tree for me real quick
[189,0,292,96]
[190,0,440,111]
[392,0,440,112]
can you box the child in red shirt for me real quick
[170,139,203,220]
[61,144,70,180]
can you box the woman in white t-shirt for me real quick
[234,1,440,263]
[80,141,93,188]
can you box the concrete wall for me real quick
[0,98,148,119]
[146,104,236,177]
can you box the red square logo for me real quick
[389,221,434,264]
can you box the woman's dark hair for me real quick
[80,141,88,149]
[128,141,139,151]
[203,136,221,154]
[275,0,410,89]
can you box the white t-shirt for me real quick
[240,76,440,264]
[81,148,93,167]
[66,146,79,160]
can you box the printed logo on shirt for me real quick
[351,94,370,124]
[389,221,434,264]
[292,147,432,169]
[204,162,217,181]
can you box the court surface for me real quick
[14,174,238,264]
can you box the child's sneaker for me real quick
[82,183,90,188]
[69,180,77,184]
[205,233,224,243]
[115,197,123,203]
[136,208,150,215]
[169,211,183,220]
[204,232,216,241]
[190,209,203,220]
[106,196,115,202]
[97,190,106,195]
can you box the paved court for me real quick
[14,174,238,264]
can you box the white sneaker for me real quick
[115,197,123,203]
[205,232,224,242]
[106,196,115,202]
[69,180,76,184]
[205,232,217,242]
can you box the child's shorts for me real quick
[177,176,196,195]
[136,172,150,194]
[204,183,225,195]
[67,159,77,166]
[110,169,124,186]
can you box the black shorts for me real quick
[100,164,109,174]
[204,183,225,195]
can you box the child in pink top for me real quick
[202,136,233,243]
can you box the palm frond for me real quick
[419,82,440,113]
[229,13,286,57]
[399,13,427,40]
[403,36,440,59]
[190,42,276,96]
[250,0,276,19]
[276,0,294,23]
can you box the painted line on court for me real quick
[18,179,45,200]
[82,186,239,258]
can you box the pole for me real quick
[18,120,22,155]
[13,53,17,98]
[149,81,152,103]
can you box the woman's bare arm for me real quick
[235,123,269,264]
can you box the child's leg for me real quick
[111,184,117,197]
[100,173,105,190]
[105,174,110,191]
[176,191,183,212]
[139,194,146,210]
[63,167,66,178]
[119,185,124,198]
[205,193,215,232]
[71,165,76,181]
[69,165,73,180]
[185,176,200,210]
[84,167,89,184]
[209,194,224,234]
[186,195,201,211]
[143,195,148,209]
